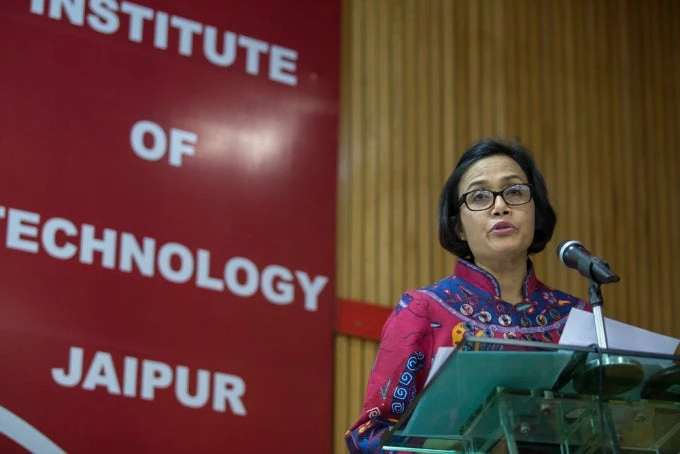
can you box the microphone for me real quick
[556,240,620,284]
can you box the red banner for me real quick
[0,1,339,452]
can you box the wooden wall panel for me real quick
[334,0,680,452]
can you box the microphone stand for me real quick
[572,267,644,395]
[589,280,609,349]
[570,268,644,454]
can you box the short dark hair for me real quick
[438,138,557,258]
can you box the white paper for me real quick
[425,347,455,385]
[559,308,680,355]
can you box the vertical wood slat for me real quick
[402,0,416,292]
[332,335,349,453]
[467,0,480,139]
[608,0,628,325]
[346,0,364,443]
[662,0,680,332]
[334,1,680,452]
[641,0,660,333]
[454,0,470,166]
[549,0,566,293]
[560,0,579,294]
[478,0,492,135]
[615,0,635,326]
[628,0,650,330]
[532,0,550,282]
[376,0,391,311]
[362,0,377,306]
[416,0,432,288]
[438,0,456,276]
[594,0,615,323]
[390,0,405,304]
[654,0,670,336]
[332,0,352,450]
[600,0,616,302]
[428,0,444,280]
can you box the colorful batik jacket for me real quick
[345,258,590,454]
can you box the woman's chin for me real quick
[486,241,530,259]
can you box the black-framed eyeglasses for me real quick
[457,183,534,211]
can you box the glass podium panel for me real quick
[381,337,680,453]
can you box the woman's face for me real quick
[456,155,536,265]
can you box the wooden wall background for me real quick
[333,0,680,452]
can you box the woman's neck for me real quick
[474,256,528,303]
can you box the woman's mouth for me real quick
[491,221,516,235]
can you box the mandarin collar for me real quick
[453,258,538,301]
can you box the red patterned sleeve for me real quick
[344,292,434,454]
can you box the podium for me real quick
[380,337,680,453]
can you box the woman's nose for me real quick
[491,194,510,215]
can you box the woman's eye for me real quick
[471,191,490,201]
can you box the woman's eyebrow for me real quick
[501,174,524,182]
[465,174,524,191]
[465,179,488,191]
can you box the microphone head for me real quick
[556,240,583,264]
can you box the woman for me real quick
[345,138,589,453]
